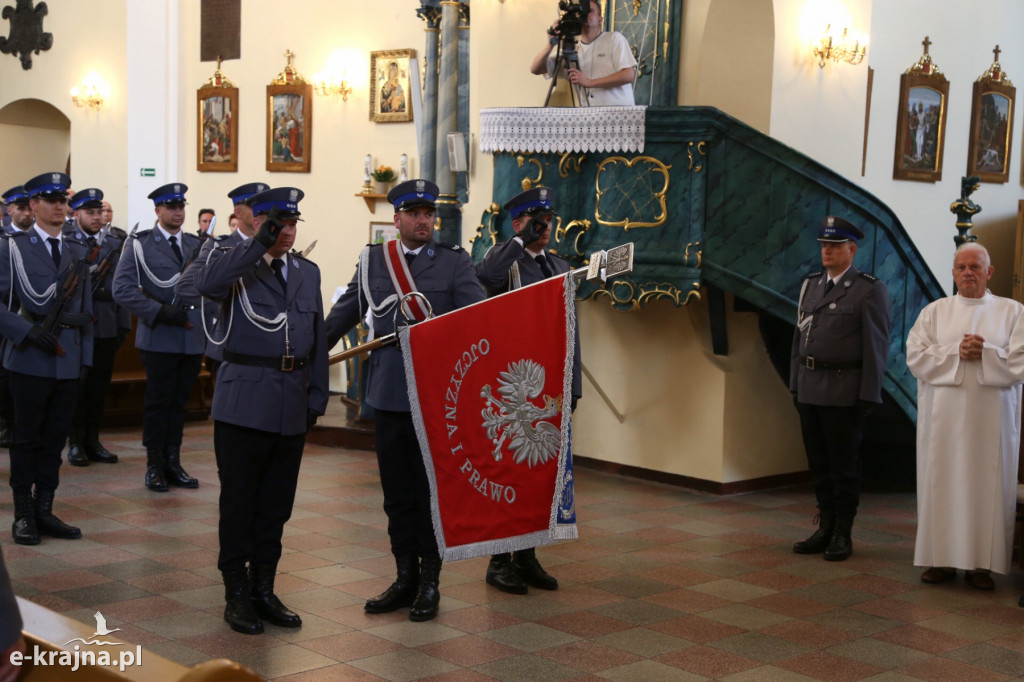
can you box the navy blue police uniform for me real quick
[474,186,580,595]
[0,186,34,448]
[325,179,486,622]
[112,183,205,492]
[193,187,328,635]
[789,216,890,561]
[0,172,93,545]
[64,188,130,466]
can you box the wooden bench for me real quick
[16,597,263,681]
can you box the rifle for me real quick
[40,240,101,356]
[167,217,216,330]
[90,234,125,295]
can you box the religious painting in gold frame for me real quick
[369,49,414,123]
[893,40,949,183]
[266,82,312,172]
[966,52,1015,184]
[197,86,238,172]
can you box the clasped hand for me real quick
[959,333,984,360]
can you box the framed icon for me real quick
[966,55,1015,184]
[893,41,949,183]
[267,82,312,172]
[197,86,238,172]
[369,49,415,123]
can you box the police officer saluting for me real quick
[192,187,328,635]
[0,172,93,545]
[112,183,204,492]
[64,188,129,466]
[790,216,890,561]
[475,187,580,595]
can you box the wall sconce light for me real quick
[814,25,866,68]
[70,72,105,109]
[313,73,353,100]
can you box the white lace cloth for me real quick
[479,106,646,154]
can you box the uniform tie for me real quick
[824,278,835,295]
[404,252,416,268]
[168,235,183,264]
[47,237,60,269]
[536,253,553,278]
[271,258,287,291]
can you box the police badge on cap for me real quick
[503,187,557,219]
[249,187,304,218]
[817,215,864,243]
[24,172,72,199]
[70,188,105,211]
[147,183,188,206]
[388,179,439,211]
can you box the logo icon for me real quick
[481,359,561,468]
[63,611,122,647]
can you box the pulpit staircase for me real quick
[473,106,946,484]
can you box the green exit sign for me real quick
[140,168,155,177]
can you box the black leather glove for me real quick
[93,287,114,302]
[26,325,58,354]
[518,216,548,247]
[854,399,874,429]
[254,206,284,249]
[155,303,189,326]
[306,409,319,431]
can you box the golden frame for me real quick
[197,86,238,172]
[967,77,1015,184]
[369,49,415,123]
[266,83,312,173]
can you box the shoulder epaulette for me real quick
[109,226,127,236]
[8,230,27,239]
[290,251,317,266]
[213,234,233,242]
[436,241,462,252]
[805,271,823,279]
[859,272,879,282]
[64,237,89,248]
[132,228,152,238]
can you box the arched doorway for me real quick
[0,99,71,191]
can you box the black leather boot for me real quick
[85,424,118,463]
[486,553,527,594]
[365,554,419,613]
[164,446,198,488]
[11,492,39,545]
[67,443,89,467]
[145,448,169,492]
[249,563,301,627]
[34,489,82,539]
[409,555,441,622]
[223,568,263,635]
[793,511,835,554]
[513,548,558,590]
[824,515,853,561]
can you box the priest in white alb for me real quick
[906,242,1024,591]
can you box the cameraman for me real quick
[530,0,637,106]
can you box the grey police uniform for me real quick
[176,229,246,365]
[326,243,486,410]
[476,238,583,401]
[64,223,130,339]
[789,264,890,527]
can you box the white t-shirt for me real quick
[548,31,637,107]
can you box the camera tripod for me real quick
[544,36,589,107]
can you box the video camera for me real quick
[548,0,591,40]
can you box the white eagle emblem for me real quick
[481,359,561,468]
[289,189,298,201]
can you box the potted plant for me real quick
[371,165,395,194]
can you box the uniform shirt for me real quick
[63,223,130,339]
[789,265,890,406]
[0,227,93,378]
[326,241,486,412]
[112,226,206,355]
[194,238,328,435]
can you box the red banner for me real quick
[401,275,577,561]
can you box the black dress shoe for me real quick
[34,489,82,540]
[86,442,118,464]
[486,553,527,595]
[67,444,90,467]
[513,548,558,590]
[249,564,302,627]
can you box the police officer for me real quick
[64,188,129,466]
[192,187,328,635]
[326,179,486,622]
[177,182,268,379]
[0,172,93,545]
[790,216,890,561]
[112,183,204,492]
[475,186,581,594]
[0,186,34,448]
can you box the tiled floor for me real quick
[4,420,1024,681]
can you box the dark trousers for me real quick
[796,401,863,518]
[8,372,78,494]
[214,421,304,572]
[374,409,438,559]
[0,365,12,426]
[72,335,124,440]
[140,351,202,451]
